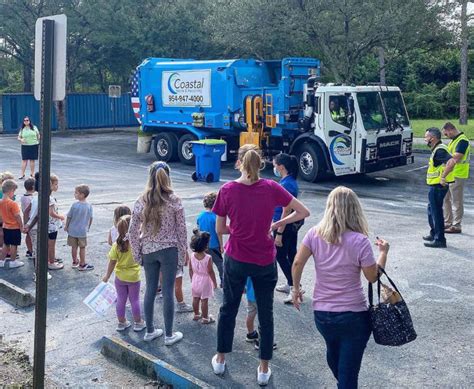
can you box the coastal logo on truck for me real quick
[162,70,211,107]
[329,134,352,166]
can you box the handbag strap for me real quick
[368,267,404,306]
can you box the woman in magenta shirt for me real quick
[287,186,389,389]
[211,144,310,386]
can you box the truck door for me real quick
[325,94,357,175]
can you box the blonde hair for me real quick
[316,186,369,244]
[50,174,59,184]
[142,162,173,234]
[0,171,14,183]
[238,144,264,182]
[2,179,17,194]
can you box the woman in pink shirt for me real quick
[289,186,389,389]
[211,144,310,386]
[129,161,187,346]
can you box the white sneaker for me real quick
[164,331,183,346]
[275,283,290,294]
[133,321,146,332]
[116,321,131,332]
[144,329,163,342]
[4,260,25,269]
[0,260,5,268]
[283,293,294,304]
[33,273,52,282]
[257,365,272,386]
[211,354,226,375]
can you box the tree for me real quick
[459,0,471,124]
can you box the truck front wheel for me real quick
[153,132,178,162]
[178,133,197,165]
[297,143,324,182]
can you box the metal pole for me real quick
[113,98,116,132]
[33,18,54,389]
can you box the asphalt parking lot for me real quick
[0,131,473,388]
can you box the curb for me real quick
[101,336,213,389]
[0,279,35,307]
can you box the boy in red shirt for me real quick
[0,179,25,268]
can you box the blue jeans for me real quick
[314,311,372,389]
[427,184,448,243]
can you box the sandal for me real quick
[193,314,202,321]
[201,315,215,324]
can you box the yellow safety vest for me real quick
[331,108,345,122]
[447,133,470,179]
[426,143,455,185]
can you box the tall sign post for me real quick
[109,85,121,132]
[33,14,66,389]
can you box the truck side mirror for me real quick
[314,96,320,113]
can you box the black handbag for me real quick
[368,267,417,346]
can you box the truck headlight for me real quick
[402,139,412,155]
[366,145,377,161]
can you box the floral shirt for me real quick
[129,194,187,265]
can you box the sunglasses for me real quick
[24,119,30,122]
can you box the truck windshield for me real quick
[356,92,386,130]
[381,91,409,128]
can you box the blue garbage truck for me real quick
[133,57,414,182]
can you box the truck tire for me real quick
[153,132,178,162]
[297,142,324,182]
[178,133,197,165]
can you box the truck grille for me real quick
[377,135,401,159]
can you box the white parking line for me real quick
[405,165,428,172]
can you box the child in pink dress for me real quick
[189,229,217,324]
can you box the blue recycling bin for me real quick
[191,139,227,183]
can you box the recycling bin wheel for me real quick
[205,173,214,183]
[191,172,198,182]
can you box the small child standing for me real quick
[189,229,217,324]
[103,215,146,332]
[245,277,277,350]
[48,174,65,270]
[0,172,15,253]
[20,177,35,258]
[65,184,94,271]
[0,179,24,268]
[196,192,224,286]
[108,205,131,246]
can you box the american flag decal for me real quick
[130,68,141,124]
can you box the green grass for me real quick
[410,119,474,139]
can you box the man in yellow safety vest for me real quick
[442,122,471,234]
[423,128,456,248]
[329,99,346,124]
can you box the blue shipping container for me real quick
[1,93,138,133]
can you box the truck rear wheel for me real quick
[178,133,197,165]
[153,132,178,162]
[297,143,324,182]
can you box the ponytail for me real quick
[238,144,263,182]
[116,215,131,252]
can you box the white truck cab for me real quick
[294,85,414,181]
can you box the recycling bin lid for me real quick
[191,139,227,145]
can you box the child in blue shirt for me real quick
[196,192,223,286]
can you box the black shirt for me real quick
[433,142,451,168]
[452,132,469,155]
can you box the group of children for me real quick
[103,192,263,348]
[0,171,95,277]
[1,173,263,348]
